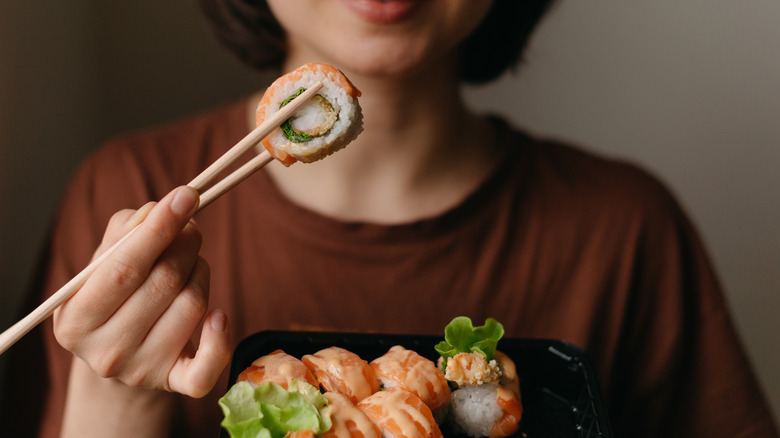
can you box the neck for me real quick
[255,58,504,224]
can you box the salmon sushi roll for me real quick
[357,387,443,438]
[319,392,383,438]
[302,346,381,404]
[370,345,451,413]
[256,62,363,165]
[236,349,319,390]
[444,351,523,438]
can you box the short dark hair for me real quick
[198,0,557,85]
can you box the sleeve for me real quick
[605,178,779,437]
[0,140,159,437]
[0,103,235,437]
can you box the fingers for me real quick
[167,310,232,398]
[107,186,200,288]
[101,256,212,386]
[83,222,204,358]
[60,186,201,333]
[139,256,212,365]
[118,220,203,329]
[52,185,231,397]
[98,201,157,255]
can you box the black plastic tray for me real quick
[223,331,612,438]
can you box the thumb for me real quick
[168,310,232,398]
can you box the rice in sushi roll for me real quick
[436,317,523,438]
[256,62,363,165]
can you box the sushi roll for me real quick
[357,387,444,438]
[302,346,381,404]
[256,62,363,165]
[236,349,319,390]
[447,385,522,438]
[370,345,451,413]
[436,317,523,438]
[442,351,502,387]
[318,392,383,438]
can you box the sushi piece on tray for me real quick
[219,317,612,438]
[434,317,523,437]
[302,346,381,404]
[370,345,451,415]
[219,317,523,438]
[318,392,383,438]
[236,349,319,390]
[357,387,443,438]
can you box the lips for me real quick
[340,0,426,24]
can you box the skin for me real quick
[56,188,231,437]
[56,0,503,435]
[263,0,503,224]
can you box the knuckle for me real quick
[180,289,209,321]
[176,369,212,399]
[52,319,82,352]
[106,209,137,234]
[52,308,92,352]
[142,213,182,245]
[105,257,145,288]
[90,350,125,379]
[97,213,129,249]
[106,210,130,229]
[148,260,187,299]
[186,380,211,399]
[121,369,150,388]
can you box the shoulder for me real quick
[494,124,698,275]
[508,127,685,230]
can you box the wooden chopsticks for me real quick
[0,82,324,355]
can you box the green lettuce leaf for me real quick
[434,316,505,372]
[218,380,332,438]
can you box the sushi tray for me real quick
[222,331,613,438]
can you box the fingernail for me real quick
[170,186,199,217]
[210,310,227,332]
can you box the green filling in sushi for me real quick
[435,316,504,372]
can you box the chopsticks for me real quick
[0,82,324,355]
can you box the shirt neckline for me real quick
[241,114,530,246]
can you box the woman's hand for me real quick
[53,186,231,398]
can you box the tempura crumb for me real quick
[443,352,501,387]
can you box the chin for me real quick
[345,58,422,78]
[333,39,443,79]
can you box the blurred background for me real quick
[1,0,778,423]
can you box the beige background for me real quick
[1,0,778,424]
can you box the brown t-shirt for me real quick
[5,99,777,437]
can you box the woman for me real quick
[9,0,776,437]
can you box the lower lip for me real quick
[340,0,424,24]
